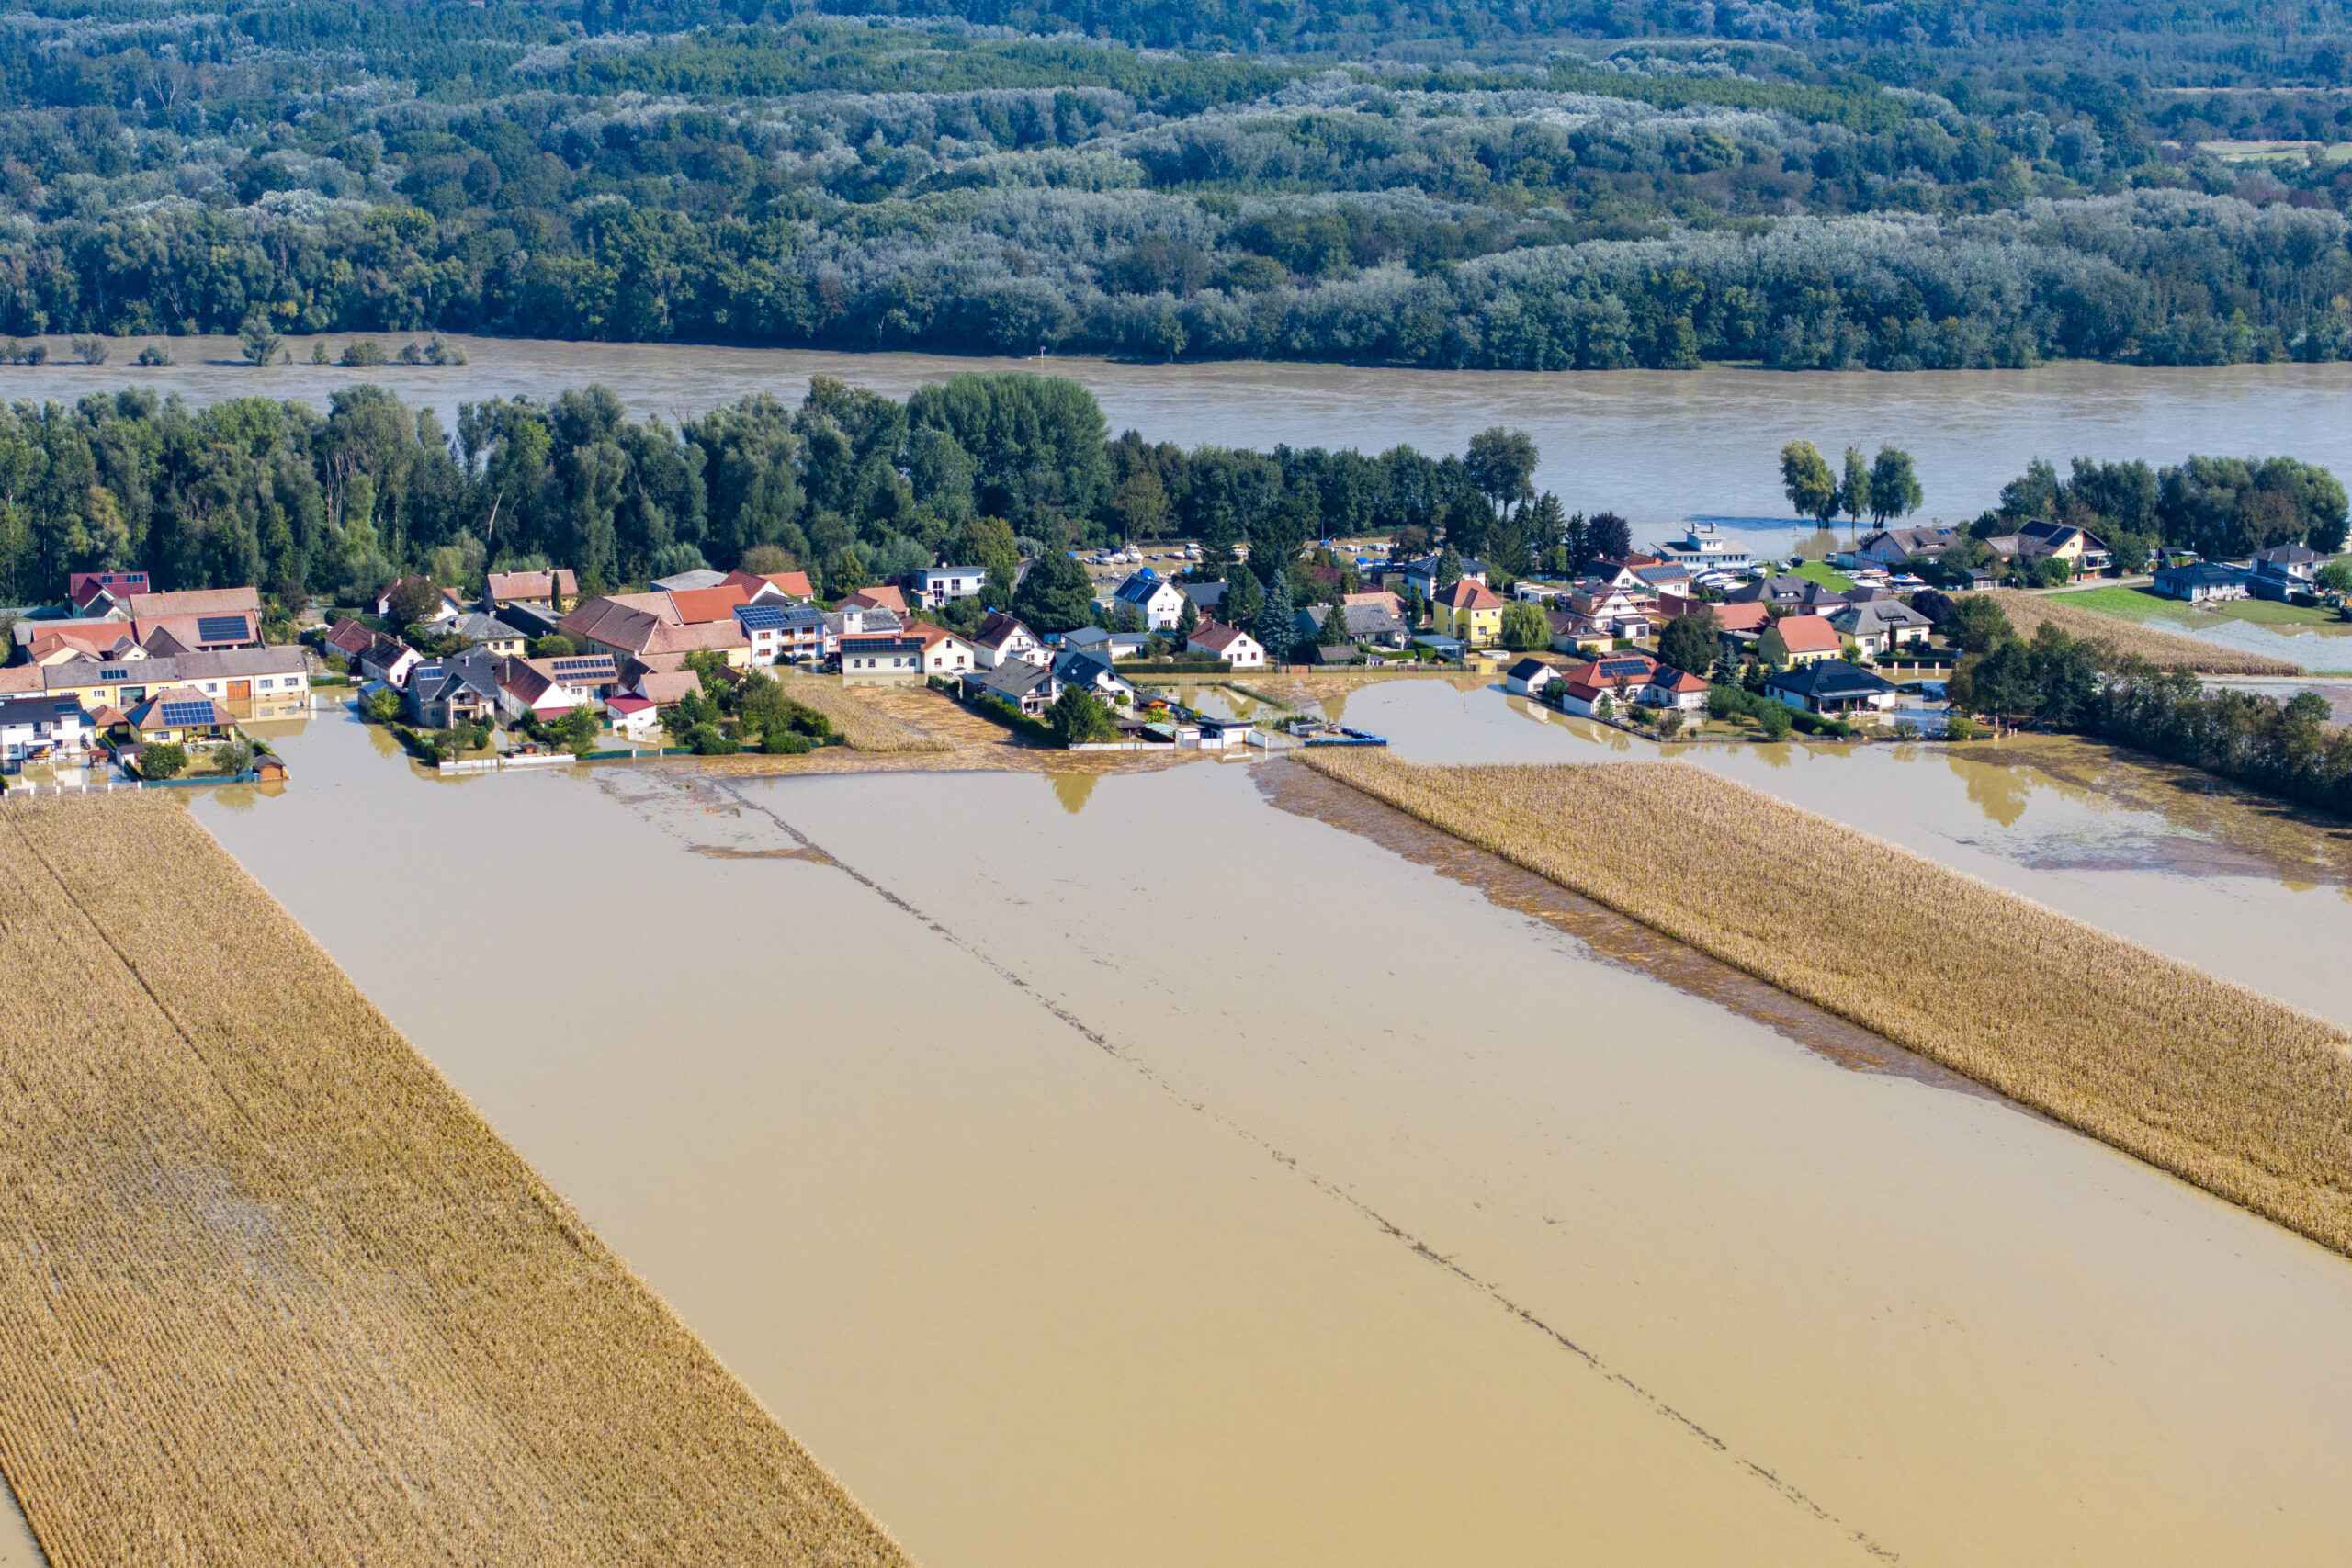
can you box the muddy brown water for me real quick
[3,335,2348,539]
[158,705,2352,1567]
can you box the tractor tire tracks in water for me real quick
[704,774,1903,1565]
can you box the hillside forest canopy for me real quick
[0,370,2339,624]
[0,0,2343,370]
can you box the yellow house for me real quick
[1433,579,1506,647]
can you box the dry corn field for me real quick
[1975,591,2305,675]
[779,674,955,751]
[1298,750,2352,1257]
[0,793,910,1568]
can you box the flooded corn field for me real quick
[183,701,2352,1567]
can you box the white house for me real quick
[1504,658,1557,698]
[911,623,982,676]
[1186,620,1265,669]
[605,693,661,740]
[1114,570,1190,630]
[913,565,989,608]
[0,695,94,761]
[971,612,1047,669]
[1642,666,1712,713]
[374,575,464,626]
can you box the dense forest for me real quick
[0,371,1571,607]
[0,0,2341,368]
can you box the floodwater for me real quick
[0,1478,37,1568]
[178,705,2352,1567]
[4,334,2348,541]
[1342,677,2352,1027]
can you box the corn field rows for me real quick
[1298,750,2352,1257]
[0,794,910,1568]
[1984,592,2305,675]
[784,677,956,753]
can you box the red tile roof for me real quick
[1772,615,1842,654]
[1436,579,1504,611]
[664,584,752,625]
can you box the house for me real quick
[1294,601,1409,649]
[1504,658,1558,698]
[2154,561,2251,603]
[440,612,527,659]
[605,693,660,741]
[1392,556,1487,602]
[561,596,751,671]
[722,568,815,604]
[38,648,310,712]
[632,670,703,707]
[408,653,504,728]
[375,576,464,626]
[17,620,148,663]
[1432,579,1506,648]
[1187,620,1265,669]
[1765,614,1844,666]
[1642,666,1712,713]
[1556,654,1660,717]
[496,654,616,721]
[1837,527,1960,569]
[1988,523,2111,575]
[485,569,578,611]
[1053,647,1137,702]
[1546,609,1611,656]
[963,660,1063,716]
[733,603,794,666]
[910,622,982,677]
[1179,581,1227,615]
[829,604,901,640]
[1060,626,1148,661]
[66,570,152,615]
[1633,563,1694,601]
[2250,543,2324,601]
[650,568,729,592]
[1764,659,1899,716]
[0,696,94,761]
[1647,523,1755,574]
[1829,599,1934,659]
[839,632,927,680]
[1345,589,1406,618]
[322,619,422,688]
[125,587,260,620]
[910,565,989,609]
[664,584,752,626]
[1113,570,1190,630]
[838,584,909,617]
[971,612,1046,670]
[1564,585,1652,642]
[122,687,235,743]
[1725,575,1845,615]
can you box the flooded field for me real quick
[1340,678,2352,1026]
[174,705,2352,1567]
[0,336,2346,538]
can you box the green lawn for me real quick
[2051,584,2346,629]
[1792,560,1856,592]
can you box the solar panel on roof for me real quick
[195,615,248,642]
[736,604,786,629]
[159,701,214,726]
[551,657,608,672]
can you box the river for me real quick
[177,697,2352,1568]
[5,333,2349,553]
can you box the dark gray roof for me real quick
[2156,561,2248,587]
[1180,581,1225,610]
[42,646,308,690]
[1764,659,1896,699]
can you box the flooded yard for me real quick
[180,705,2352,1567]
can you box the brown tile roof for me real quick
[1772,615,1842,654]
[485,569,577,604]
[723,568,815,602]
[1436,579,1504,611]
[972,611,1033,650]
[127,587,260,618]
[0,665,42,694]
[1189,619,1255,652]
[841,584,907,614]
[561,597,664,652]
[633,671,700,705]
[664,584,752,625]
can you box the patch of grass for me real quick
[1792,560,1855,592]
[2046,585,2181,623]
[2207,597,2347,627]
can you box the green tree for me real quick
[1464,426,1539,519]
[2315,560,2352,596]
[1047,685,1118,744]
[528,634,576,660]
[1867,446,1924,525]
[363,687,404,723]
[1838,446,1871,535]
[139,741,187,779]
[1657,606,1721,673]
[1498,599,1549,651]
[1780,440,1839,528]
[1321,600,1355,649]
[1258,570,1297,663]
[550,706,604,754]
[1758,624,1791,670]
[1011,549,1097,633]
[1945,595,2015,653]
[1222,569,1264,630]
[1756,700,1793,739]
[1435,546,1464,588]
[239,317,283,366]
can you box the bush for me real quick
[138,742,187,780]
[687,723,741,755]
[528,634,576,659]
[362,687,403,723]
[1756,702,1793,740]
[1945,713,1977,740]
[760,728,813,754]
